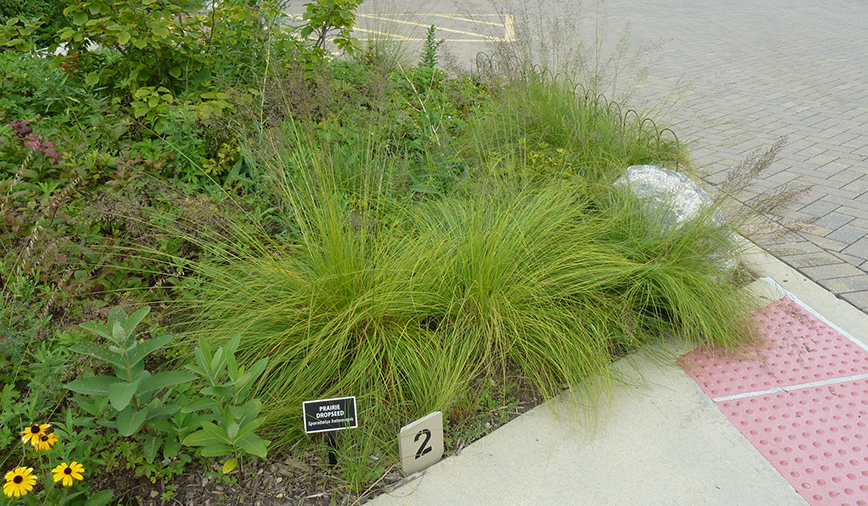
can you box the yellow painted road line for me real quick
[352,27,418,41]
[427,13,506,29]
[353,28,482,42]
[356,14,500,40]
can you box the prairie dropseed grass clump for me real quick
[180,78,755,462]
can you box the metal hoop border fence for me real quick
[474,52,681,171]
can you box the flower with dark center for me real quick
[34,431,59,451]
[20,423,51,446]
[52,462,85,487]
[3,467,36,498]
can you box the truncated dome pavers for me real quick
[680,290,868,506]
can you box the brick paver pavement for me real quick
[573,0,868,311]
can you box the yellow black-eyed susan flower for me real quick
[51,462,84,487]
[20,423,51,446]
[33,431,59,451]
[3,467,36,498]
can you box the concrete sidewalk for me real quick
[368,242,868,506]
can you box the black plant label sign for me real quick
[302,396,358,434]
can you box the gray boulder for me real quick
[614,164,735,271]
[614,164,725,232]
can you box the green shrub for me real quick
[0,0,66,49]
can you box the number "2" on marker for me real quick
[414,428,432,459]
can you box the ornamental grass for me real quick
[179,78,756,453]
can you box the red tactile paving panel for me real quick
[679,297,868,400]
[718,381,868,506]
[681,295,868,506]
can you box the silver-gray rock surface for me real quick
[614,164,723,231]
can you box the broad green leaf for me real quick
[225,335,241,356]
[201,422,232,445]
[124,307,150,335]
[69,342,124,369]
[200,443,234,457]
[72,12,88,25]
[192,340,212,377]
[127,333,173,366]
[234,418,265,443]
[236,433,268,458]
[196,337,212,364]
[226,422,240,440]
[79,321,112,341]
[133,102,150,118]
[83,490,113,506]
[117,31,131,44]
[169,66,182,78]
[118,9,135,24]
[111,321,127,343]
[227,404,245,423]
[149,419,173,433]
[143,434,160,463]
[163,438,181,459]
[239,399,263,420]
[226,347,239,379]
[222,458,238,474]
[235,358,268,399]
[108,380,140,411]
[180,397,219,414]
[182,429,219,447]
[66,376,119,397]
[149,402,181,420]
[201,385,234,398]
[209,347,226,376]
[138,371,196,393]
[6,17,18,25]
[152,25,169,38]
[154,119,168,135]
[184,364,207,377]
[116,406,149,436]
